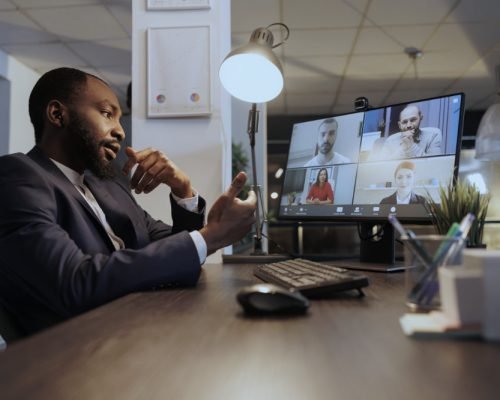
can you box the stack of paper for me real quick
[399,311,481,339]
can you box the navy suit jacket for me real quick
[0,147,205,334]
[379,191,427,205]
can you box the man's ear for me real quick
[46,100,67,129]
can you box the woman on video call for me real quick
[306,168,334,204]
[380,161,426,205]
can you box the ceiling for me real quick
[1,0,500,117]
[0,0,131,106]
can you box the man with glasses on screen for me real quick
[305,118,351,167]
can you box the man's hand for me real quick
[122,146,193,198]
[400,130,415,151]
[200,172,257,255]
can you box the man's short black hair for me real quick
[28,67,105,143]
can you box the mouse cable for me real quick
[357,222,388,241]
[260,231,295,258]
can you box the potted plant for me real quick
[425,178,490,247]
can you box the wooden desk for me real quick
[0,264,498,400]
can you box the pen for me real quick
[388,214,433,267]
[432,213,474,268]
[388,214,408,238]
[458,212,476,239]
[413,222,461,304]
[413,213,476,305]
[431,222,461,265]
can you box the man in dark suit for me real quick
[0,68,256,336]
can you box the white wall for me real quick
[132,1,232,262]
[0,49,40,155]
[0,77,9,154]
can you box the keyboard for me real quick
[254,258,369,298]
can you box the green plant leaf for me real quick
[424,177,490,246]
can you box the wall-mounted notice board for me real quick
[147,26,211,118]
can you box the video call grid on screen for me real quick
[279,93,464,222]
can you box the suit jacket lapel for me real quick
[27,147,103,224]
[84,175,137,247]
[410,192,418,204]
[27,146,126,251]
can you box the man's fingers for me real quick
[122,147,159,175]
[226,171,247,199]
[243,189,257,205]
[122,146,138,175]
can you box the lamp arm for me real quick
[247,103,264,254]
[247,103,259,146]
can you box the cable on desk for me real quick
[357,222,388,241]
[261,231,295,258]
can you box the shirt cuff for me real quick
[189,230,207,265]
[171,189,199,213]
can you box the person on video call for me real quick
[304,118,351,167]
[0,67,256,336]
[380,161,426,205]
[306,168,334,204]
[374,104,442,160]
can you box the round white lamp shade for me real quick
[219,28,284,103]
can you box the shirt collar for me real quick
[397,191,411,204]
[50,158,85,187]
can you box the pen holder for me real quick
[402,235,465,312]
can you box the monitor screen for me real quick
[278,93,465,223]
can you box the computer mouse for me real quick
[237,283,310,315]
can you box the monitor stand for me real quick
[332,223,407,273]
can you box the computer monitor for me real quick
[278,93,465,270]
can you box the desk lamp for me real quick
[476,66,500,160]
[219,23,289,257]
